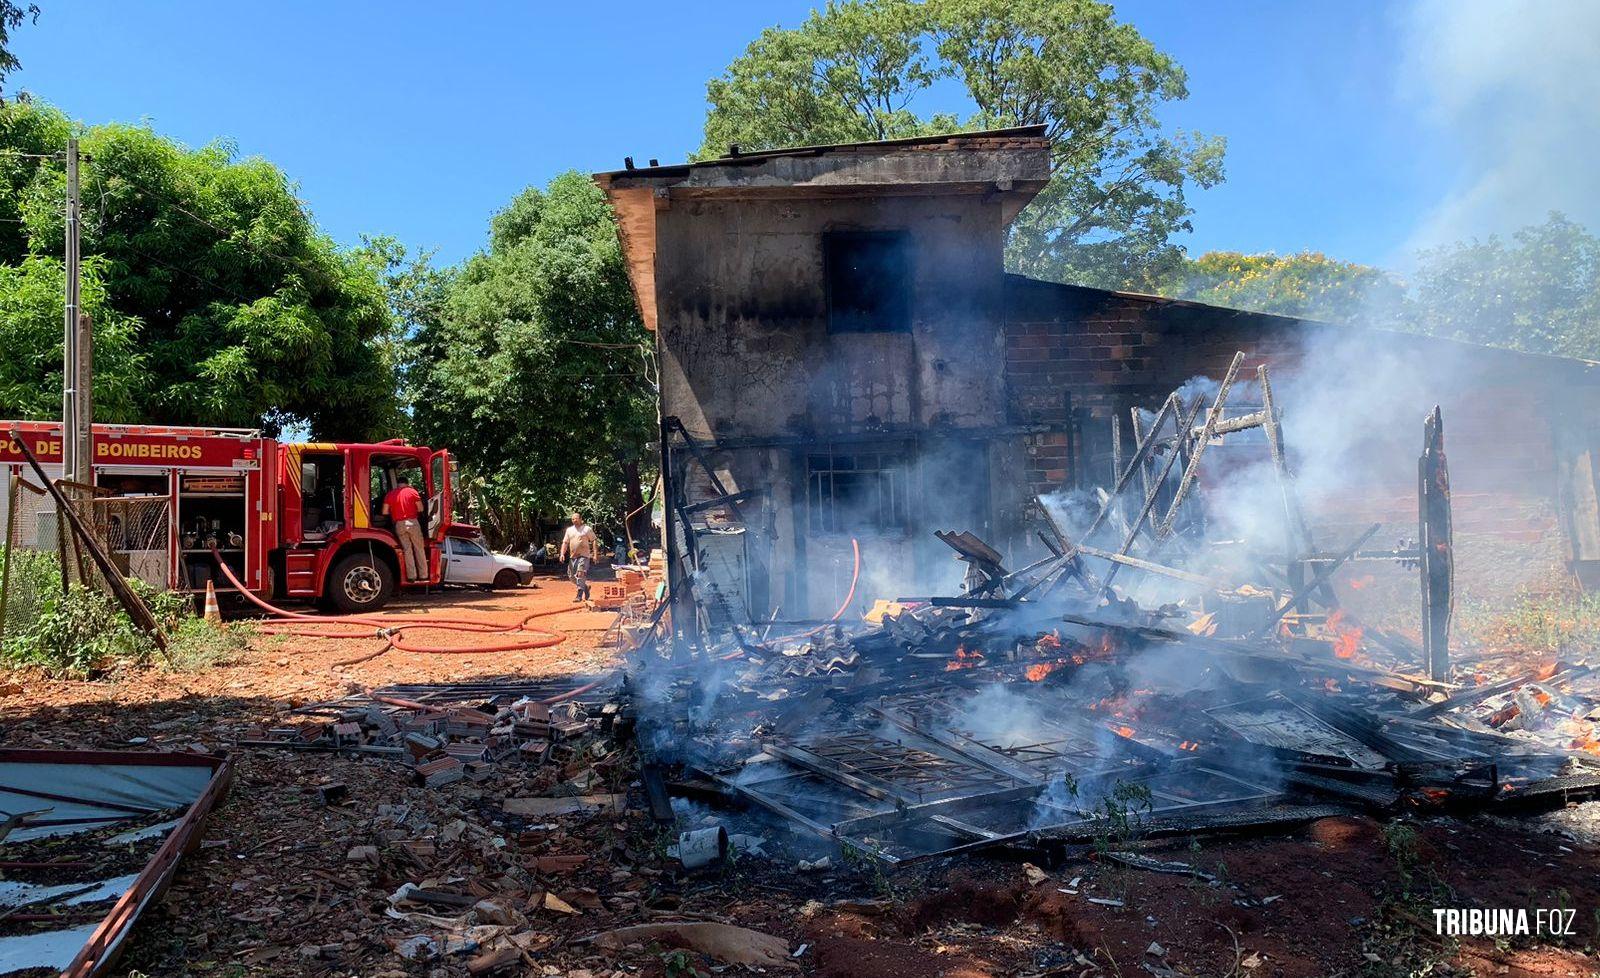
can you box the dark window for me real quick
[806,449,910,534]
[824,231,911,333]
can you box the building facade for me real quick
[596,128,1600,633]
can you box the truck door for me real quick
[428,450,452,543]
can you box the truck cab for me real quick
[274,439,459,612]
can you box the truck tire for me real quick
[327,553,395,614]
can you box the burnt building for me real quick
[595,127,1600,633]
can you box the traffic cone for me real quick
[202,580,223,627]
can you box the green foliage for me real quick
[0,555,241,676]
[1149,250,1404,324]
[405,172,654,540]
[1405,212,1600,359]
[661,949,703,978]
[0,543,60,639]
[0,255,145,419]
[0,100,401,439]
[1153,216,1600,364]
[6,583,151,675]
[0,2,38,98]
[701,0,1225,287]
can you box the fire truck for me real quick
[0,422,464,612]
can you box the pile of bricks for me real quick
[249,697,608,789]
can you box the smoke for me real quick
[1399,0,1600,251]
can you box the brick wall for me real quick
[1001,274,1592,613]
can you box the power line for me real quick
[87,167,333,283]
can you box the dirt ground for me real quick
[4,580,1600,978]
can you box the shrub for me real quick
[0,561,247,676]
[6,583,154,676]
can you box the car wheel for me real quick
[493,568,520,590]
[327,553,395,614]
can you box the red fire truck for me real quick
[0,422,465,612]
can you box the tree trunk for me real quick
[619,458,647,554]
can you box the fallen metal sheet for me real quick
[0,755,216,842]
[0,749,230,978]
[1204,693,1391,768]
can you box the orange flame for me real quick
[945,646,985,671]
[1326,609,1364,661]
[1113,725,1136,739]
[1348,575,1374,591]
[1026,661,1063,682]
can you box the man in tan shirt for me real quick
[558,511,598,602]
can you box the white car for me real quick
[440,536,535,589]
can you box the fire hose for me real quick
[208,548,569,659]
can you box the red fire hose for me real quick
[209,550,568,656]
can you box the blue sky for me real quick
[11,1,1594,271]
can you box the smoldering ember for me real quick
[9,58,1600,978]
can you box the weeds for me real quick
[0,555,245,676]
[840,840,897,898]
[1456,588,1600,656]
[1085,780,1153,901]
[661,949,703,978]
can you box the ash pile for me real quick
[632,353,1600,865]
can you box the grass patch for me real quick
[1456,588,1600,657]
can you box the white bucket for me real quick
[677,825,729,869]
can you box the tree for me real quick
[1402,213,1600,359]
[701,0,1224,288]
[405,172,655,547]
[0,256,142,420]
[0,2,38,100]
[1149,251,1403,325]
[0,101,400,438]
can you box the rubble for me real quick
[625,355,1600,867]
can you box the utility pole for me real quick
[61,137,90,483]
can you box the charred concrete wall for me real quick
[651,192,1027,618]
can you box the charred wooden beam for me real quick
[1250,523,1382,639]
[1419,406,1454,682]
[1158,351,1246,539]
[1101,395,1206,589]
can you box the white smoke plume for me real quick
[1400,0,1600,251]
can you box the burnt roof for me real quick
[594,124,1049,182]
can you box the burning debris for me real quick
[622,354,1600,865]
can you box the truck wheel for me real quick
[327,553,395,614]
[493,569,520,590]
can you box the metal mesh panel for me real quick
[89,493,171,590]
[1,472,65,654]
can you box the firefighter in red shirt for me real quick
[383,475,426,582]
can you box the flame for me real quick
[945,646,985,672]
[1348,575,1374,591]
[1326,609,1364,661]
[1178,740,1200,752]
[1026,661,1063,682]
[1037,630,1062,653]
[1113,725,1136,739]
[1323,678,1342,693]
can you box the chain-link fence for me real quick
[0,472,174,654]
[1,472,66,653]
